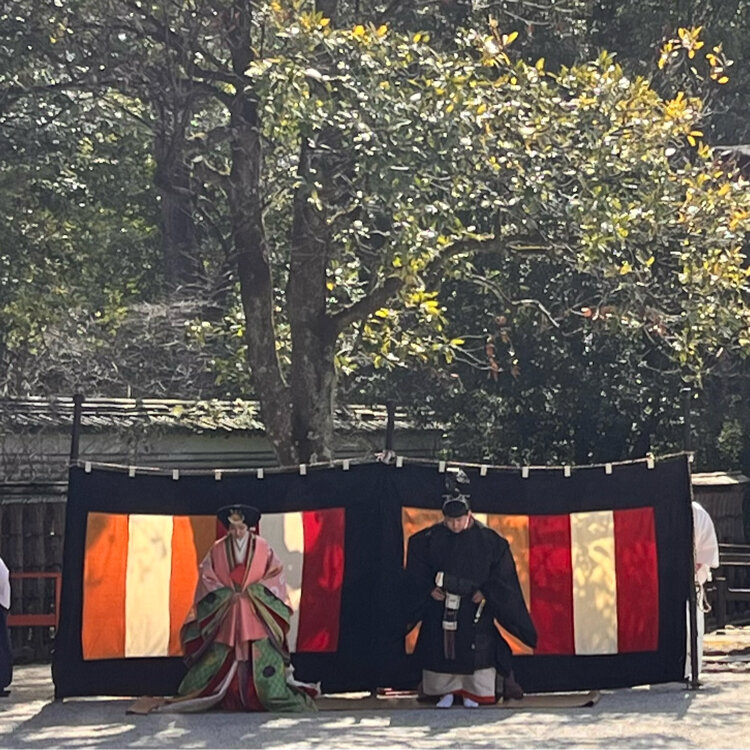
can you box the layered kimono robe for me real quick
[405,518,537,703]
[163,532,317,712]
[0,557,11,693]
[687,501,719,679]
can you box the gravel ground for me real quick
[1,628,749,749]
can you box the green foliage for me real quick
[3,0,750,468]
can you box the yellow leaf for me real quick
[320,17,331,27]
[619,261,632,275]
[645,256,655,267]
[536,57,545,71]
[353,25,366,38]
[413,32,422,43]
[503,31,519,45]
[718,76,729,84]
[374,308,390,318]
[376,24,387,37]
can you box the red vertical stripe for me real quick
[614,507,659,652]
[529,514,575,654]
[296,508,345,652]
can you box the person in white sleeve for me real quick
[0,555,11,696]
[686,501,719,681]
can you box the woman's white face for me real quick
[229,521,249,539]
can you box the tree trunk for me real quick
[286,10,342,464]
[154,129,201,293]
[288,139,337,463]
[152,72,202,294]
[227,4,295,465]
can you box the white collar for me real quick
[233,533,249,560]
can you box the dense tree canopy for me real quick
[2,0,750,467]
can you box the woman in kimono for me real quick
[164,504,318,712]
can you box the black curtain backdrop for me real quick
[53,456,693,699]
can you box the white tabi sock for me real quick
[436,693,454,708]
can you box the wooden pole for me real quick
[682,386,701,689]
[69,393,84,464]
[385,401,396,452]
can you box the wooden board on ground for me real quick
[127,697,167,714]
[128,691,600,714]
[315,691,601,711]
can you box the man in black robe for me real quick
[405,485,536,707]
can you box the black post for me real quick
[682,386,700,689]
[69,393,84,464]
[385,401,396,452]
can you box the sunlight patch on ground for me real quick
[0,700,48,735]
[20,723,135,745]
[262,717,314,729]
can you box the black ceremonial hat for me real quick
[216,504,261,529]
[442,495,471,517]
[442,467,471,517]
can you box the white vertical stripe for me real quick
[260,512,304,652]
[125,514,173,657]
[570,510,618,655]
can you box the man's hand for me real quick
[431,587,446,601]
[472,590,485,604]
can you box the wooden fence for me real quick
[708,543,750,629]
[0,488,66,661]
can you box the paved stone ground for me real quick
[1,627,749,749]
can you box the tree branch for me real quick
[331,235,506,333]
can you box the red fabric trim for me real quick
[201,650,233,696]
[614,507,659,652]
[229,563,246,587]
[218,661,262,711]
[529,514,575,654]
[296,508,346,652]
[454,689,497,704]
[183,636,202,658]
